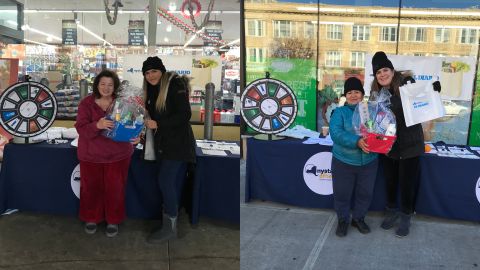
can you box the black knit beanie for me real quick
[372,51,394,74]
[142,56,166,75]
[343,77,364,95]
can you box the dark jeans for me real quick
[156,159,187,217]
[331,157,378,221]
[381,155,420,215]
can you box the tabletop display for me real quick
[241,77,297,134]
[0,81,57,137]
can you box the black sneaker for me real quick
[351,218,371,234]
[84,222,97,234]
[335,219,349,237]
[106,224,119,237]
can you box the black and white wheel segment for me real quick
[241,78,297,134]
[0,81,57,137]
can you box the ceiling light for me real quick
[166,25,172,32]
[169,2,177,11]
[46,36,53,42]
[183,27,205,48]
[24,38,55,48]
[164,37,169,42]
[220,38,240,48]
[77,23,114,47]
[22,25,62,41]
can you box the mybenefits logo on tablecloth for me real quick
[303,152,333,195]
[476,176,480,205]
[71,164,81,199]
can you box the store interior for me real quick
[0,0,240,140]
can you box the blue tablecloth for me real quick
[0,141,240,224]
[246,138,480,222]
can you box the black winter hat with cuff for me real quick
[344,77,365,95]
[142,56,167,75]
[372,51,394,74]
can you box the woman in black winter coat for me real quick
[142,56,196,243]
[370,51,430,237]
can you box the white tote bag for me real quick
[399,81,445,127]
[143,128,156,161]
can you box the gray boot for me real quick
[380,207,399,230]
[147,214,177,244]
[395,212,411,238]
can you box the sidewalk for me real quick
[240,160,480,270]
[0,211,239,270]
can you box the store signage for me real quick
[62,20,77,45]
[128,20,145,46]
[225,69,239,80]
[204,20,223,47]
[123,54,222,92]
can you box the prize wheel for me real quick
[241,78,297,134]
[0,81,57,138]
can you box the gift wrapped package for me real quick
[103,95,145,142]
[352,89,397,154]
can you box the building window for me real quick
[434,28,450,43]
[459,29,478,44]
[326,24,343,40]
[325,51,342,67]
[380,26,397,42]
[407,27,426,42]
[247,48,266,63]
[350,52,365,68]
[304,22,317,39]
[413,53,424,56]
[352,25,370,41]
[273,20,295,38]
[246,20,265,37]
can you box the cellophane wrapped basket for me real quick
[352,88,397,154]
[103,85,145,142]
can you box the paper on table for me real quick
[229,147,241,155]
[70,137,78,147]
[201,149,228,156]
[436,145,455,157]
[448,146,480,159]
[302,136,333,146]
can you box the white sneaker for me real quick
[106,224,119,237]
[84,222,97,234]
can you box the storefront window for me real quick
[398,0,479,145]
[244,1,319,133]
[1,1,240,128]
[244,0,480,146]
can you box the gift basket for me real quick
[103,85,145,142]
[352,88,397,154]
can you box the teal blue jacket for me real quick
[329,104,378,166]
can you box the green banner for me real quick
[468,69,480,146]
[245,58,317,133]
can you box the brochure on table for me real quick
[196,140,240,156]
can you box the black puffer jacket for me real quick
[146,73,196,163]
[387,88,424,159]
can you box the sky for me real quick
[278,0,480,9]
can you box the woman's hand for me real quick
[145,119,158,129]
[96,117,114,130]
[357,137,370,154]
[130,137,141,145]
